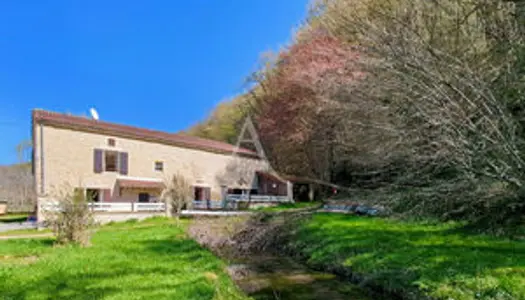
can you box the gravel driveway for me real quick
[0,222,37,233]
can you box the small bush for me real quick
[161,173,193,222]
[49,189,95,246]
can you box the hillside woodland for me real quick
[189,0,525,231]
[0,163,35,213]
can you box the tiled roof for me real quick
[32,109,258,158]
[255,170,287,183]
[256,170,339,186]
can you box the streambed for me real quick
[188,215,379,300]
[226,253,374,300]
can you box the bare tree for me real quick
[48,188,95,247]
[161,173,193,223]
[305,0,525,220]
[0,164,35,213]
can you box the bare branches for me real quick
[49,188,94,247]
[161,173,193,221]
[0,164,35,213]
[243,0,525,220]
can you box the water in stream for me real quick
[189,216,379,299]
[226,254,375,300]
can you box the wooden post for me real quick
[308,183,315,202]
[36,198,43,230]
[220,186,227,210]
[247,189,252,209]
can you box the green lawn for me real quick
[0,217,249,300]
[251,202,321,212]
[289,213,525,300]
[0,213,30,223]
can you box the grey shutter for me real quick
[119,152,128,175]
[205,187,211,200]
[94,149,103,173]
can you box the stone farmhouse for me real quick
[32,110,291,221]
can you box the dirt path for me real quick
[0,233,52,240]
[0,222,36,233]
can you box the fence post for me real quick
[220,186,227,210]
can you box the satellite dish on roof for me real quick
[89,108,99,120]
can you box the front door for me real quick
[138,193,150,203]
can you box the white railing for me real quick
[134,202,165,212]
[40,202,165,213]
[192,200,223,210]
[226,194,291,202]
[89,202,133,212]
[39,201,61,212]
[40,195,289,214]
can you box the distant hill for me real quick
[0,163,35,213]
[186,94,251,144]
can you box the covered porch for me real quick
[87,178,165,212]
[71,171,295,213]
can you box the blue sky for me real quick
[0,0,308,165]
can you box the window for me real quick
[104,151,118,172]
[229,188,243,195]
[107,138,116,147]
[86,189,100,202]
[194,186,211,201]
[94,149,128,175]
[138,193,150,203]
[154,161,164,171]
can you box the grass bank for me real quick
[0,217,249,300]
[250,202,321,213]
[288,213,525,300]
[0,213,29,223]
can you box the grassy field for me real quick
[0,213,30,223]
[0,217,249,300]
[251,202,321,212]
[289,213,525,300]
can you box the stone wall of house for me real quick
[34,124,269,209]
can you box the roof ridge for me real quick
[32,109,258,157]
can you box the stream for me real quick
[226,253,375,300]
[189,216,379,300]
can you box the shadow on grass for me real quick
[0,215,29,223]
[289,213,525,298]
[3,269,213,300]
[0,238,54,258]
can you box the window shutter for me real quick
[94,149,103,173]
[119,152,128,175]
